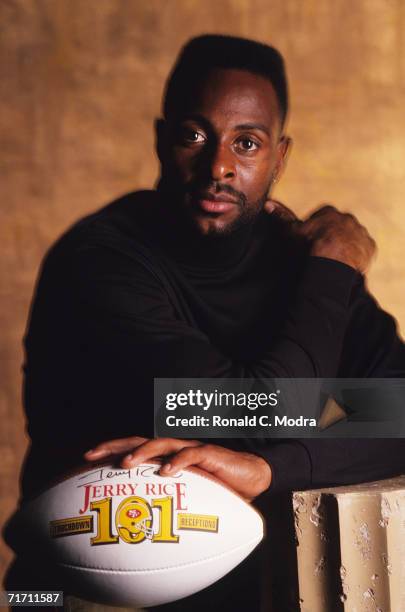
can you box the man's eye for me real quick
[181,129,206,144]
[235,137,260,152]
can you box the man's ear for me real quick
[154,118,168,165]
[273,135,293,182]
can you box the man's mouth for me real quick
[193,191,239,214]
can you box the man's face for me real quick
[157,68,290,236]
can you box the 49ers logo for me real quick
[126,508,141,518]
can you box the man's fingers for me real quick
[158,445,272,502]
[85,437,202,466]
[306,204,338,219]
[301,204,377,273]
[85,437,271,502]
[84,436,148,460]
[120,438,202,468]
[159,446,209,475]
[264,199,276,213]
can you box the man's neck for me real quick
[153,188,262,270]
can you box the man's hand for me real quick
[266,200,376,273]
[85,437,272,502]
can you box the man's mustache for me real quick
[187,183,247,208]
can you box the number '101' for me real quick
[90,495,179,545]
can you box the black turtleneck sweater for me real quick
[21,190,405,499]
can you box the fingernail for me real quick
[124,454,133,462]
[162,463,171,473]
[85,449,105,457]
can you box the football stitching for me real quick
[57,535,262,573]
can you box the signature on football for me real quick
[76,465,183,487]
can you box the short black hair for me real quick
[163,34,289,127]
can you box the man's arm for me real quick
[70,205,374,382]
[78,206,402,499]
[72,248,357,381]
[86,435,405,500]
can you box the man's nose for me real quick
[209,144,235,181]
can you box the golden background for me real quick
[1,0,404,583]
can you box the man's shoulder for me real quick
[63,190,156,247]
[46,190,159,265]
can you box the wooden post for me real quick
[293,477,405,612]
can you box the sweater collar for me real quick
[151,189,263,271]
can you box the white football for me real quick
[19,462,264,607]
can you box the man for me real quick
[5,34,405,609]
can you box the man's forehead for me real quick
[174,68,281,130]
